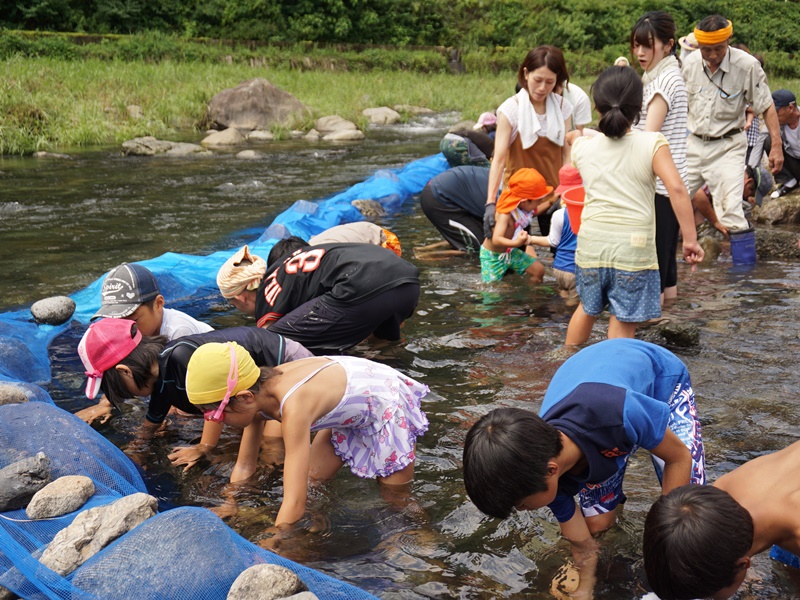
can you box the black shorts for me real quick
[268,282,420,353]
[419,185,483,253]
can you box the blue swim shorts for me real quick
[480,246,536,283]
[576,266,661,322]
[578,379,706,518]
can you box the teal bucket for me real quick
[730,227,757,265]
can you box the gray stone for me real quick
[206,78,311,131]
[0,584,18,600]
[33,151,72,159]
[351,199,386,217]
[393,104,434,115]
[165,142,208,157]
[323,129,365,141]
[284,593,319,600]
[40,492,157,576]
[303,129,321,141]
[753,193,800,225]
[756,227,800,260]
[638,322,700,349]
[362,106,401,125]
[315,115,357,134]
[236,150,262,160]
[0,453,51,511]
[0,383,29,406]
[121,136,176,156]
[26,475,95,519]
[698,235,722,263]
[202,128,246,147]
[227,564,308,600]
[30,295,76,325]
[126,104,143,120]
[248,130,275,141]
[289,130,305,139]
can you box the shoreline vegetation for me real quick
[2,30,798,156]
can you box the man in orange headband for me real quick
[682,14,783,251]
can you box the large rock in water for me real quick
[227,564,308,600]
[30,295,76,325]
[206,78,310,131]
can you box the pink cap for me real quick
[473,112,498,130]
[77,318,142,399]
[554,165,584,196]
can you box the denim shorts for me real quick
[578,379,706,518]
[576,266,661,322]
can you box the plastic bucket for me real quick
[729,226,756,266]
[561,187,585,234]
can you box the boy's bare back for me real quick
[715,440,800,555]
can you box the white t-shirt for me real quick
[635,64,689,196]
[783,123,800,159]
[160,308,213,341]
[563,83,592,129]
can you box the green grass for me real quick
[3,53,800,156]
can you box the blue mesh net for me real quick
[0,153,448,599]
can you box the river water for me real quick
[2,119,799,599]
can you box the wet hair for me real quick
[100,335,168,409]
[462,407,563,519]
[630,11,678,61]
[267,236,309,268]
[697,14,731,34]
[643,485,754,600]
[517,46,570,93]
[591,66,642,139]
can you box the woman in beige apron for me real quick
[485,46,573,240]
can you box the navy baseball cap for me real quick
[93,263,160,319]
[772,89,797,109]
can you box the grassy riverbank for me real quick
[0,56,520,155]
[3,52,800,156]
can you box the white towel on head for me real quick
[517,89,566,149]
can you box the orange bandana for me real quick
[694,21,732,45]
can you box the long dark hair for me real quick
[591,66,643,139]
[517,45,569,93]
[630,11,678,65]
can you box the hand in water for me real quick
[168,444,211,473]
[74,402,113,425]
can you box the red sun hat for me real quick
[554,165,584,196]
[77,318,142,399]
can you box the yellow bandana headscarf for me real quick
[186,342,261,405]
[694,20,733,46]
[216,246,267,299]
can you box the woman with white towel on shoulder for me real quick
[484,46,574,241]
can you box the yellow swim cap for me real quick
[186,342,260,405]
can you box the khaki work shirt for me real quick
[682,47,773,138]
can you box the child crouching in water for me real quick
[480,167,551,283]
[185,342,429,526]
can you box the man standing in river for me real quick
[682,15,783,242]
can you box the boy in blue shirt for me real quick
[463,338,705,596]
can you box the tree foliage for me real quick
[2,0,800,55]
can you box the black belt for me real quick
[692,128,743,142]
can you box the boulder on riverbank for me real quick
[362,106,401,125]
[206,78,311,131]
[202,127,246,147]
[753,193,800,225]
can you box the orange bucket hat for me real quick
[496,168,554,214]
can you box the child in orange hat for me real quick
[480,168,552,283]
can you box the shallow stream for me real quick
[2,118,799,599]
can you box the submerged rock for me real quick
[30,295,76,325]
[322,129,365,141]
[248,130,275,141]
[227,564,308,600]
[638,322,700,349]
[756,227,800,260]
[26,475,95,519]
[351,199,386,217]
[315,115,357,135]
[236,150,262,160]
[0,452,51,511]
[698,235,722,263]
